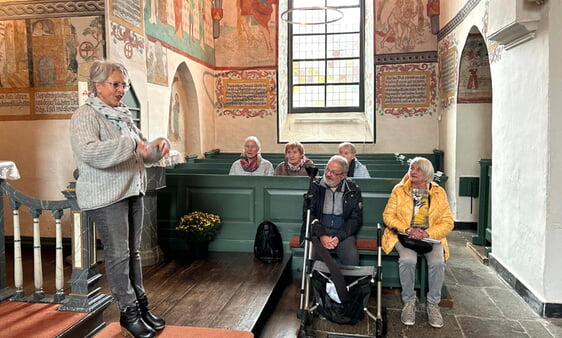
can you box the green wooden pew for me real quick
[156,173,441,298]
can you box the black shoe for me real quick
[138,296,166,330]
[120,305,156,338]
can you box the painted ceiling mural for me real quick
[144,0,215,66]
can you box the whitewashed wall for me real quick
[545,0,562,301]
[446,0,562,304]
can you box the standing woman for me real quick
[229,136,274,176]
[274,141,315,176]
[70,61,167,338]
[381,157,453,328]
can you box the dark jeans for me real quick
[86,195,146,310]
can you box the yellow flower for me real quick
[176,211,222,243]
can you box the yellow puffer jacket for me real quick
[381,174,454,260]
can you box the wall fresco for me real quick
[376,63,436,117]
[216,69,276,118]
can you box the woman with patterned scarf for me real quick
[229,136,274,176]
[70,61,167,338]
[274,141,315,176]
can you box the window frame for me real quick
[287,0,365,114]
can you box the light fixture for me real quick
[281,6,343,25]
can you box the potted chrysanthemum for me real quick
[176,211,222,259]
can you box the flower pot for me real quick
[187,241,209,259]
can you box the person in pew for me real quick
[70,60,167,338]
[338,142,371,178]
[274,141,315,176]
[300,155,363,266]
[229,136,274,176]
[381,157,453,329]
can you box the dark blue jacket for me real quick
[300,177,363,245]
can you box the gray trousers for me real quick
[86,195,146,310]
[395,241,445,305]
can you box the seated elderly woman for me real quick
[274,141,315,176]
[229,136,274,176]
[338,142,370,178]
[381,157,453,329]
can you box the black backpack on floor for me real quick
[254,221,283,264]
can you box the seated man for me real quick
[300,155,363,266]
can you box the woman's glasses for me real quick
[106,81,130,91]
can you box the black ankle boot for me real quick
[120,305,156,338]
[138,296,166,330]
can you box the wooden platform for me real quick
[3,249,290,336]
[99,252,292,333]
[95,322,254,337]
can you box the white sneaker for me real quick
[401,301,416,326]
[427,303,444,328]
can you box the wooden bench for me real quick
[157,162,448,303]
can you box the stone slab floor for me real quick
[259,230,562,338]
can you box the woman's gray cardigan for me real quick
[70,104,148,210]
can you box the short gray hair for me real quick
[410,157,435,183]
[89,60,129,95]
[328,155,349,174]
[338,142,357,154]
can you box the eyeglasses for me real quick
[325,167,345,176]
[106,81,130,91]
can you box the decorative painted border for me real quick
[375,51,438,65]
[438,36,459,110]
[216,70,277,118]
[375,63,437,117]
[0,1,104,19]
[438,0,482,41]
[111,22,145,60]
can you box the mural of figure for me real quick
[376,0,390,22]
[149,0,158,24]
[401,0,418,50]
[416,0,425,31]
[199,0,206,50]
[154,40,166,83]
[187,0,195,43]
[174,0,183,38]
[379,0,405,50]
[168,92,181,141]
[146,50,155,82]
[237,0,276,54]
[37,55,56,87]
[467,68,478,89]
[158,0,168,24]
[378,0,421,52]
[32,20,55,36]
[66,24,79,85]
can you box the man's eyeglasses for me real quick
[106,81,130,91]
[325,167,345,176]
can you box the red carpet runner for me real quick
[95,322,254,337]
[0,301,87,337]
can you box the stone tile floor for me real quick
[260,230,562,337]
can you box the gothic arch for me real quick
[168,62,201,156]
[454,26,492,230]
